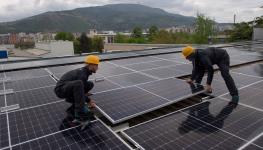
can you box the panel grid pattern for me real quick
[8,102,71,145]
[6,86,61,109]
[5,76,56,92]
[11,120,129,150]
[0,114,9,149]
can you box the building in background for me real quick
[87,29,117,43]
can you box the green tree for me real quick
[151,30,174,44]
[194,13,216,44]
[73,38,81,54]
[148,26,159,41]
[92,36,104,53]
[132,27,143,38]
[55,32,74,41]
[229,22,252,41]
[115,33,129,43]
[254,16,263,28]
[79,32,92,53]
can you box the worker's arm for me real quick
[200,56,214,85]
[191,61,198,81]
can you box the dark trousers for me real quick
[195,53,238,96]
[55,80,94,112]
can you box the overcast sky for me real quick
[0,0,262,23]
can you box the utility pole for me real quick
[234,14,236,24]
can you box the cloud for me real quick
[0,0,262,23]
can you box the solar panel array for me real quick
[123,97,263,150]
[0,42,263,150]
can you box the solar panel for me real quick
[8,102,71,145]
[48,64,84,74]
[6,86,61,109]
[11,120,130,150]
[0,95,5,108]
[123,106,255,149]
[232,54,263,62]
[5,69,50,80]
[97,66,133,77]
[156,53,183,59]
[170,64,193,73]
[111,56,157,66]
[232,63,263,77]
[213,72,261,86]
[142,66,188,79]
[0,114,9,149]
[91,79,121,93]
[125,62,160,71]
[222,82,263,110]
[201,80,243,97]
[253,136,263,148]
[123,97,263,149]
[138,78,204,101]
[91,86,169,123]
[150,60,182,66]
[181,98,263,147]
[5,76,56,92]
[0,82,3,91]
[107,72,156,86]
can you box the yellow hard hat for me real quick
[182,46,195,58]
[84,55,100,65]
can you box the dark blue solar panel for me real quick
[181,98,263,147]
[138,78,204,101]
[8,102,71,145]
[91,86,169,123]
[232,63,263,77]
[11,120,129,150]
[5,69,49,80]
[123,102,260,150]
[222,82,263,110]
[6,86,61,109]
[5,76,56,92]
[0,114,9,149]
[107,73,156,86]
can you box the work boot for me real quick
[230,95,239,104]
[75,106,93,121]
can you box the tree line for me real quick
[55,32,104,54]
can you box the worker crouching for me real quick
[54,55,100,121]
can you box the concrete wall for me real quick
[36,41,74,57]
[253,28,263,40]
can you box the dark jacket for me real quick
[55,67,92,93]
[191,47,227,85]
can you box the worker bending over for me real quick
[182,46,239,104]
[54,55,100,121]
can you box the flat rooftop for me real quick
[0,41,263,150]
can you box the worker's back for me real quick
[55,67,92,92]
[197,47,227,65]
